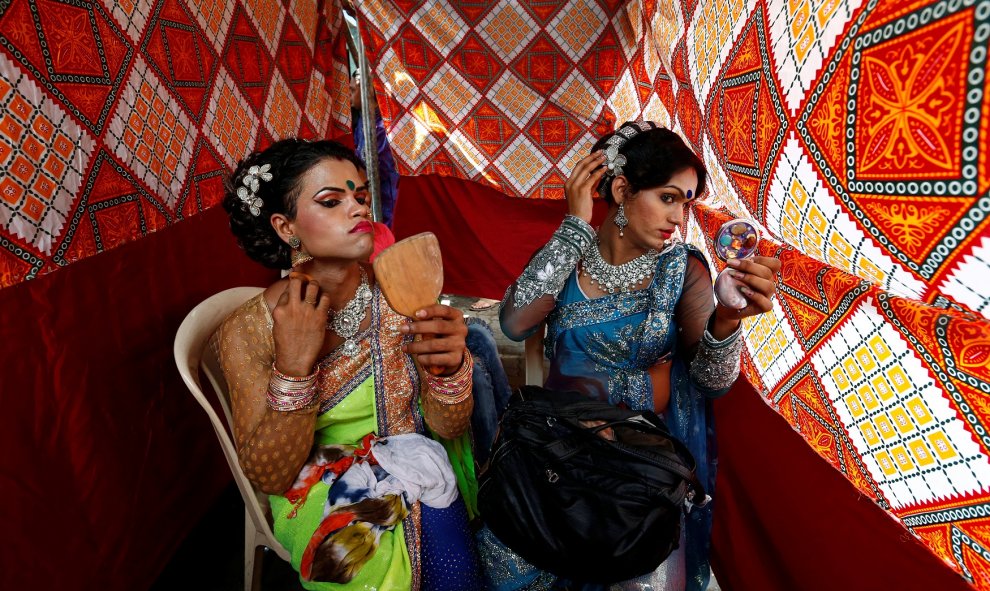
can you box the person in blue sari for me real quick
[487,122,781,591]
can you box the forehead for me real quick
[666,166,698,191]
[297,158,365,190]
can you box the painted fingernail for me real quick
[399,323,409,333]
[740,286,754,296]
[416,309,428,318]
[726,258,741,268]
[729,270,743,278]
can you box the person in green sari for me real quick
[216,138,482,590]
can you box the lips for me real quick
[659,229,673,239]
[350,221,373,234]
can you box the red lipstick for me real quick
[350,221,373,234]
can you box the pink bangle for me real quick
[424,351,473,404]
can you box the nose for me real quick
[351,196,371,218]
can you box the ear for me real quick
[270,213,294,244]
[610,175,630,205]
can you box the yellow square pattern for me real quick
[417,4,463,51]
[790,1,811,40]
[842,357,862,381]
[480,4,534,59]
[890,406,914,435]
[890,445,915,472]
[498,139,547,190]
[874,416,896,440]
[122,79,188,190]
[909,439,936,467]
[907,395,934,425]
[868,335,892,361]
[264,74,302,140]
[290,0,318,47]
[209,76,256,165]
[857,384,879,410]
[305,71,330,131]
[244,0,284,49]
[887,366,912,394]
[610,74,640,122]
[875,450,897,476]
[928,431,958,461]
[831,366,850,391]
[860,422,880,446]
[817,0,841,27]
[780,178,889,284]
[692,0,745,91]
[871,375,894,401]
[381,50,420,103]
[389,114,440,170]
[555,73,602,122]
[426,67,476,122]
[551,2,605,59]
[490,74,541,123]
[846,393,865,417]
[854,345,876,372]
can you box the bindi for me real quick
[346,180,356,191]
[686,189,693,200]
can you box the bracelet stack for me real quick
[267,364,318,411]
[423,351,474,404]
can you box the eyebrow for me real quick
[662,185,687,198]
[312,184,369,197]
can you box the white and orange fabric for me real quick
[354,0,990,586]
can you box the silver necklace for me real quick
[580,239,660,294]
[328,267,373,357]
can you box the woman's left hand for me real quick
[400,304,468,374]
[715,255,782,322]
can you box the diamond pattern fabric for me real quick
[356,0,990,585]
[0,0,352,287]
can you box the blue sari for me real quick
[486,243,726,591]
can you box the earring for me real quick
[614,203,628,237]
[288,236,313,268]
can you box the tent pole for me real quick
[350,16,382,223]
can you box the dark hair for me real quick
[222,138,366,268]
[593,123,707,203]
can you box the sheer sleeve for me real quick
[214,296,318,495]
[674,253,743,397]
[499,215,595,341]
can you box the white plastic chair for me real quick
[173,286,290,591]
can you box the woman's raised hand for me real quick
[715,255,782,322]
[400,304,468,375]
[271,272,332,377]
[564,151,606,223]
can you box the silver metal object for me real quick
[346,12,382,223]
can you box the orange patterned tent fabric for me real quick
[357,0,990,586]
[0,0,353,288]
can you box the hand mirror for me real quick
[372,232,446,374]
[712,219,760,310]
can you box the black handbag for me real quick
[478,386,707,584]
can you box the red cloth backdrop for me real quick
[712,380,974,591]
[0,207,277,589]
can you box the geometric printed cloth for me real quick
[0,0,353,288]
[356,0,990,586]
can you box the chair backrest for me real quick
[173,286,289,561]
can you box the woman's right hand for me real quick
[564,151,606,223]
[271,272,331,376]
